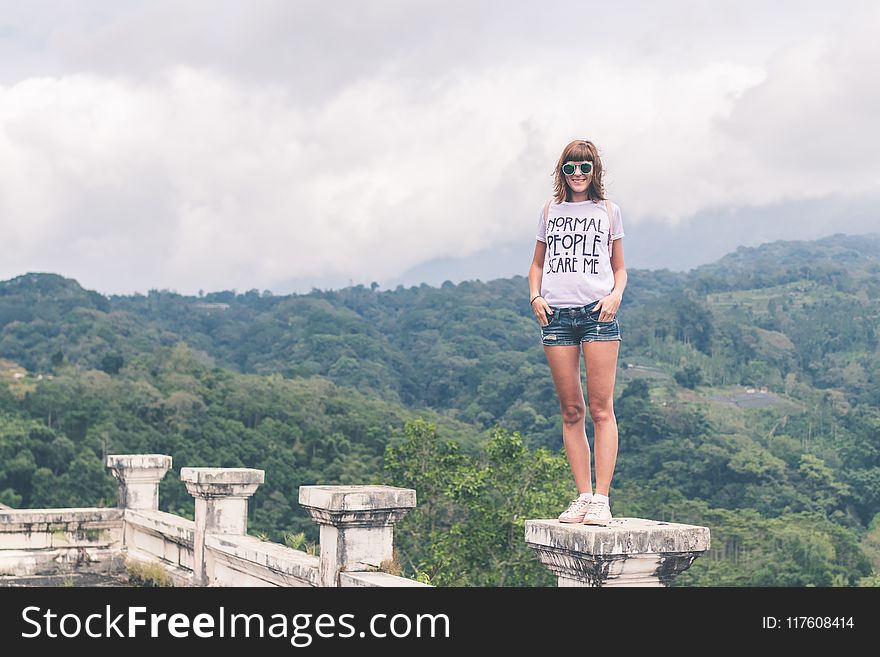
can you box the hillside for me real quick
[1,232,879,586]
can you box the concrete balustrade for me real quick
[525,517,710,587]
[3,452,712,589]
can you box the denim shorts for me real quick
[539,303,622,346]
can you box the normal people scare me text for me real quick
[544,215,607,275]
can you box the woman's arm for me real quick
[528,240,547,302]
[609,238,627,299]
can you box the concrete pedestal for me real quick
[182,467,265,586]
[299,485,416,587]
[106,454,172,510]
[525,517,710,587]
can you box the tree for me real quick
[100,353,124,375]
[384,418,572,586]
[675,364,704,389]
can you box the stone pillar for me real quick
[181,467,265,586]
[299,485,416,587]
[525,517,710,587]
[106,454,172,510]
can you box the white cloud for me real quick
[0,2,877,294]
[715,12,880,201]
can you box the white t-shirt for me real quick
[535,199,625,307]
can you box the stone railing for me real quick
[0,454,427,587]
[1,453,712,587]
[0,507,124,581]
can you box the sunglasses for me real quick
[562,161,594,176]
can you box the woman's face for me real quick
[563,160,593,195]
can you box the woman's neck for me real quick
[568,192,589,202]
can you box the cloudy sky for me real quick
[1,1,878,296]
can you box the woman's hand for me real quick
[591,292,622,322]
[531,296,553,326]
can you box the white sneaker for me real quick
[582,499,612,526]
[558,497,593,523]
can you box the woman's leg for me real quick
[582,340,620,496]
[543,344,593,494]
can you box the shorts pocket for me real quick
[541,308,558,327]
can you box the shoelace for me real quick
[563,498,591,514]
[585,500,609,516]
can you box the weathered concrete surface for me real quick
[339,572,431,587]
[123,509,195,584]
[525,517,710,587]
[205,534,319,587]
[526,517,710,555]
[180,467,265,492]
[299,485,417,587]
[0,508,124,577]
[0,573,132,587]
[299,485,416,521]
[182,467,264,586]
[0,547,125,578]
[2,460,429,588]
[106,455,172,510]
[0,507,123,538]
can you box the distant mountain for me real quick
[2,235,878,412]
[0,272,110,325]
[689,233,880,291]
[1,233,878,418]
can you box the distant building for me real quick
[193,302,230,310]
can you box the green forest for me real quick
[1,231,879,586]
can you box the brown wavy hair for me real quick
[552,139,605,203]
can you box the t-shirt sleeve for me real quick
[611,202,625,240]
[536,206,547,242]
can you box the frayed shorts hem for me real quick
[542,336,622,346]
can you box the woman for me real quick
[527,139,627,526]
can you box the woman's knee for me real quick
[560,403,586,425]
[588,402,615,424]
